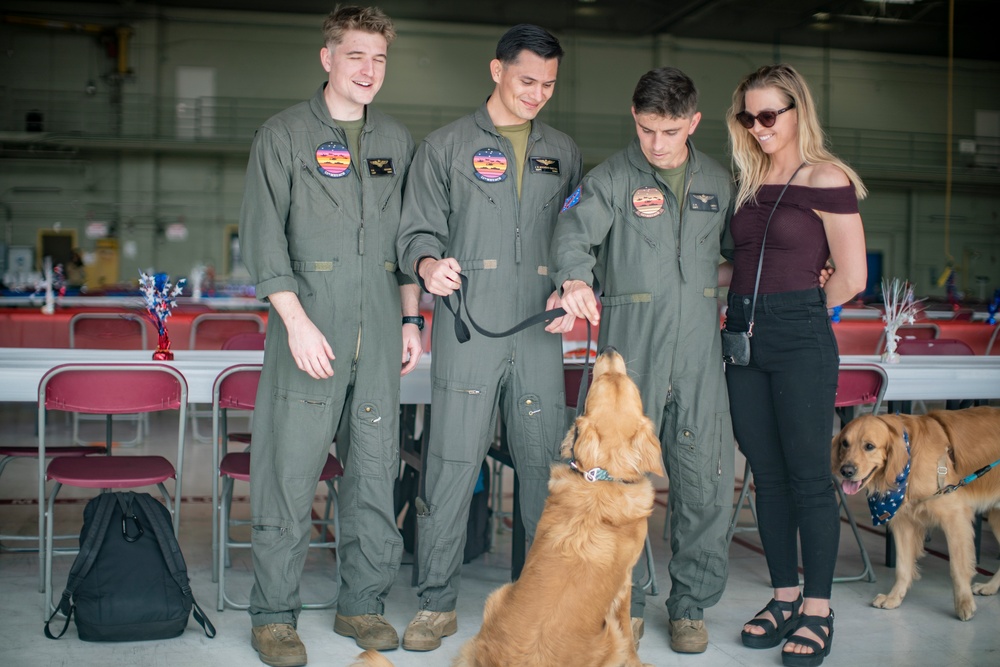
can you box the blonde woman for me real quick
[722,64,867,667]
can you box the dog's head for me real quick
[832,414,910,496]
[561,347,664,481]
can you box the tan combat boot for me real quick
[333,613,400,651]
[669,618,709,653]
[251,623,307,667]
[401,610,458,651]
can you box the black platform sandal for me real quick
[740,595,803,649]
[781,610,834,667]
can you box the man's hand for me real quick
[560,279,600,326]
[543,290,576,333]
[401,323,423,376]
[418,257,463,296]
[269,291,335,380]
[286,315,335,380]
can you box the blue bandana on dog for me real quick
[867,432,911,526]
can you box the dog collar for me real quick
[867,431,911,526]
[569,460,618,482]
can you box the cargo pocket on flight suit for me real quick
[514,393,549,468]
[674,425,707,505]
[271,387,333,480]
[351,401,387,479]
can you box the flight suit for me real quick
[397,103,582,612]
[550,138,735,621]
[239,84,414,626]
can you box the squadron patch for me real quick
[472,147,508,183]
[529,156,560,175]
[689,192,719,212]
[561,185,582,212]
[632,186,665,218]
[366,158,395,176]
[315,142,351,178]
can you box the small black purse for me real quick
[723,164,804,366]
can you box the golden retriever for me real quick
[351,348,663,667]
[832,407,1000,620]
[451,347,664,667]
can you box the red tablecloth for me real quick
[0,307,269,350]
[831,320,995,355]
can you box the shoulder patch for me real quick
[561,185,582,212]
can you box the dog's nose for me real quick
[601,345,618,355]
[840,464,857,479]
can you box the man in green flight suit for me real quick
[396,24,582,653]
[238,7,422,666]
[551,67,735,655]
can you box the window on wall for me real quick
[176,66,216,139]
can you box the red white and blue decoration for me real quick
[139,270,185,360]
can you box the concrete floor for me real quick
[1,402,998,667]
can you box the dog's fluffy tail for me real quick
[349,649,395,667]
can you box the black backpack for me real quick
[44,491,215,642]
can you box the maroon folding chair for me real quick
[188,313,266,441]
[210,364,342,611]
[221,331,266,351]
[39,363,188,618]
[987,326,1000,356]
[875,322,940,355]
[69,312,149,446]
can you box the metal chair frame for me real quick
[211,364,341,611]
[38,363,188,618]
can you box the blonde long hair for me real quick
[726,64,866,210]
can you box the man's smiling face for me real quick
[321,29,387,118]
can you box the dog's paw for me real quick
[956,597,976,621]
[872,593,902,609]
[972,581,1000,596]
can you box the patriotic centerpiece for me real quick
[881,277,922,364]
[139,270,185,360]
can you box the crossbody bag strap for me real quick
[747,162,806,336]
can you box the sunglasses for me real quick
[735,103,795,129]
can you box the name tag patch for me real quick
[529,157,560,175]
[473,147,508,183]
[632,186,665,218]
[366,158,395,176]
[689,193,719,211]
[315,142,351,178]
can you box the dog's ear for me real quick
[568,416,599,464]
[831,429,844,471]
[633,417,665,477]
[876,416,910,492]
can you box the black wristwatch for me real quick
[402,315,425,331]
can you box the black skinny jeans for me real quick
[725,288,840,600]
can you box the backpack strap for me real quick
[133,493,216,638]
[45,492,120,639]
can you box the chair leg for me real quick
[43,481,64,620]
[727,460,757,543]
[831,481,876,583]
[638,533,659,596]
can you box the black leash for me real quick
[442,272,592,409]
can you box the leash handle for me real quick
[443,273,567,342]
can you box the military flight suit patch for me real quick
[689,193,719,212]
[528,157,560,175]
[366,158,395,176]
[315,142,351,178]
[632,186,665,218]
[561,185,582,212]
[472,147,508,183]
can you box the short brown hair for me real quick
[322,5,396,48]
